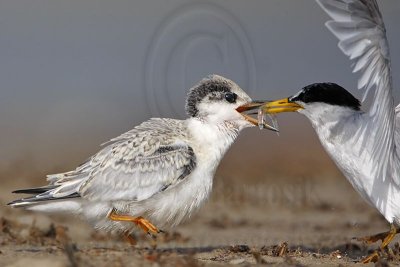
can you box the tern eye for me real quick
[224,92,237,103]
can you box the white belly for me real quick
[79,167,214,233]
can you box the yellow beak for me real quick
[236,98,302,131]
[261,98,303,114]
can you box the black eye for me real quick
[224,92,237,103]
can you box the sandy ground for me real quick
[1,168,400,267]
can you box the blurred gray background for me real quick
[1,0,399,184]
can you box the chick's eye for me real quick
[224,92,237,103]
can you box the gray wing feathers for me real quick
[79,144,196,202]
[78,118,196,202]
[10,118,195,206]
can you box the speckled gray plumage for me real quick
[9,74,254,232]
[68,118,196,202]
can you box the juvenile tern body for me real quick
[8,75,265,239]
[239,0,398,262]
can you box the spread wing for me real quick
[78,118,196,202]
[317,0,393,111]
[317,0,397,183]
[393,105,400,181]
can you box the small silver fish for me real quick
[258,107,279,135]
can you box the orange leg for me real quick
[361,251,380,264]
[356,225,397,245]
[359,224,399,263]
[108,209,160,235]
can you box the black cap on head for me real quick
[290,83,361,111]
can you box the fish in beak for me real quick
[236,98,303,131]
[236,101,279,132]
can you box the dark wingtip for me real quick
[6,199,21,206]
[12,189,30,194]
[12,186,56,195]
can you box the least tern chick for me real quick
[8,75,273,241]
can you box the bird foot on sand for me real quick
[355,224,399,264]
[355,231,389,245]
[360,251,380,264]
[108,209,162,235]
[355,224,398,247]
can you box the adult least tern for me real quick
[8,75,275,241]
[239,0,398,263]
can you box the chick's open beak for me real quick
[235,101,266,113]
[261,98,303,114]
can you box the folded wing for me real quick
[10,118,196,206]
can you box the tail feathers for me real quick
[9,177,83,208]
[8,193,80,207]
[8,185,80,208]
